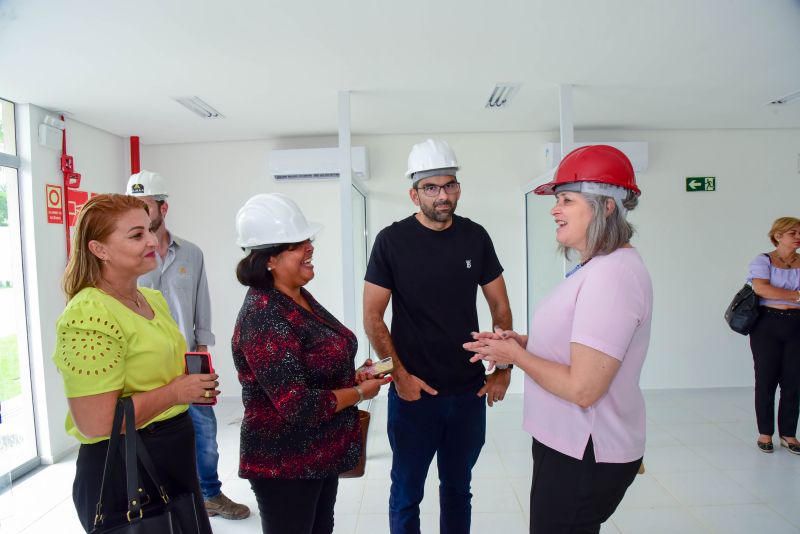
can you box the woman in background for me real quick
[232,193,390,534]
[749,216,800,454]
[54,194,216,532]
[466,145,652,533]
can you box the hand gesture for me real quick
[464,327,524,368]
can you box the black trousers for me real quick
[250,475,339,534]
[530,437,641,534]
[749,307,800,437]
[72,411,212,534]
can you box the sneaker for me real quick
[204,492,251,520]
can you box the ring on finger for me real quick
[203,390,211,399]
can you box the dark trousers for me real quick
[530,437,640,534]
[249,475,339,534]
[387,384,486,534]
[72,411,212,534]
[749,307,800,437]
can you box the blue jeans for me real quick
[388,384,486,534]
[189,405,222,500]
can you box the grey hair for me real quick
[560,190,638,263]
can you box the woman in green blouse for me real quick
[53,194,216,533]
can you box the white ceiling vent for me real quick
[268,146,369,181]
[173,96,225,119]
[485,83,521,109]
[767,90,800,106]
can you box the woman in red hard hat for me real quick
[466,145,652,533]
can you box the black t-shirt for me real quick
[365,214,504,394]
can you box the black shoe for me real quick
[757,439,774,453]
[780,437,800,455]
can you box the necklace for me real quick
[776,252,798,268]
[101,283,142,310]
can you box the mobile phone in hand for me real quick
[185,352,216,405]
[356,356,394,376]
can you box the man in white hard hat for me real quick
[363,139,512,534]
[126,170,250,521]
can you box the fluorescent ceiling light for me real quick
[173,96,225,119]
[485,83,521,109]
[767,90,800,106]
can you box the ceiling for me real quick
[1,0,799,145]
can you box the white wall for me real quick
[17,105,127,462]
[592,128,800,388]
[144,127,800,397]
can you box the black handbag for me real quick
[90,398,202,534]
[724,283,761,335]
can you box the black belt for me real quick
[140,411,189,434]
[761,306,800,317]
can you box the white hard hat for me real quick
[126,170,168,200]
[405,139,459,183]
[235,193,323,250]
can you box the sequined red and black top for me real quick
[232,287,360,479]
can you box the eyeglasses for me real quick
[415,181,461,197]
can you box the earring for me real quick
[267,266,272,271]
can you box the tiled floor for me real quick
[3,388,800,533]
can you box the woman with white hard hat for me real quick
[465,145,652,533]
[232,193,390,534]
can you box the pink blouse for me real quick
[523,248,653,463]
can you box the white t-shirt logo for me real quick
[465,260,472,269]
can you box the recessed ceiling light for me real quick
[173,96,225,119]
[767,90,800,106]
[485,83,521,109]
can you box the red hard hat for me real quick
[534,145,640,197]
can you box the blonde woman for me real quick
[749,217,800,455]
[54,194,216,532]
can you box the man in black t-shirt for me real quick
[364,139,512,534]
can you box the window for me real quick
[0,98,37,481]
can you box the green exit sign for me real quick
[686,177,716,192]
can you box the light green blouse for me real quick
[53,287,188,444]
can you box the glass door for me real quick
[525,189,569,325]
[0,99,38,482]
[351,182,372,360]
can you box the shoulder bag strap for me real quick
[92,398,125,529]
[121,397,144,521]
[134,431,172,504]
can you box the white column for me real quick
[338,91,356,330]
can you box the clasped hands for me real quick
[464,326,526,371]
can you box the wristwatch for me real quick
[496,364,514,370]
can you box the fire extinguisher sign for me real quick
[46,184,64,224]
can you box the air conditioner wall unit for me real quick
[543,142,648,173]
[268,146,369,181]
